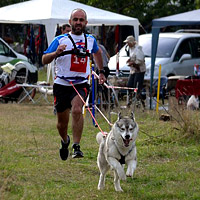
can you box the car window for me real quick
[174,39,193,61]
[139,36,178,58]
[0,40,9,55]
[191,37,200,58]
[0,40,16,58]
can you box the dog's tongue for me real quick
[124,139,130,147]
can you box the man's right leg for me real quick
[57,109,70,160]
[57,109,70,142]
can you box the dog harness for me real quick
[114,140,136,165]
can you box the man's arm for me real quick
[42,52,58,65]
[42,44,67,65]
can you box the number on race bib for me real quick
[70,54,88,73]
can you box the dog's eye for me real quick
[129,128,133,131]
[120,127,125,131]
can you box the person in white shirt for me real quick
[124,35,146,107]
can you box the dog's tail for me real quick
[96,132,105,145]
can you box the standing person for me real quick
[124,35,146,107]
[98,43,110,78]
[42,8,106,160]
[92,34,110,78]
[61,24,71,34]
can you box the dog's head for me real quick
[113,112,138,147]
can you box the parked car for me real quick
[108,32,200,78]
[0,37,38,84]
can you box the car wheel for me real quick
[15,70,27,84]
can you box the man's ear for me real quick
[69,19,72,25]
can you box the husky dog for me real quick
[96,112,138,192]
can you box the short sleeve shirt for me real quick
[44,33,99,86]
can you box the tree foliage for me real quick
[0,0,29,7]
[0,0,198,31]
[75,0,196,31]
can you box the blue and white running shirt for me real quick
[44,33,99,86]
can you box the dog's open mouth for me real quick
[121,136,132,147]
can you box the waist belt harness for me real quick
[56,33,90,58]
[57,76,88,84]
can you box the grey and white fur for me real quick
[96,112,139,192]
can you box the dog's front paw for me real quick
[126,162,136,177]
[126,172,133,177]
[119,172,126,181]
[126,168,134,177]
[98,185,104,190]
[98,183,105,190]
[115,187,123,192]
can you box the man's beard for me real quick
[72,24,86,35]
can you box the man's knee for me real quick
[57,122,68,131]
[72,105,82,116]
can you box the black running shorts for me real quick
[53,83,90,113]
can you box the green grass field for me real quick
[0,100,200,200]
[0,67,200,199]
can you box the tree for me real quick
[0,0,29,8]
[74,0,197,32]
[0,0,197,30]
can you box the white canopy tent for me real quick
[0,0,140,82]
[0,0,140,45]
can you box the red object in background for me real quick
[35,26,41,55]
[24,26,30,56]
[0,80,21,97]
[175,79,200,99]
[115,25,119,52]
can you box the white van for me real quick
[108,32,200,78]
[0,37,38,83]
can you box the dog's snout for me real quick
[125,135,130,139]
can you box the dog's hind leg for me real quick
[97,164,109,190]
[114,170,123,192]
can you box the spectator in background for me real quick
[92,34,110,78]
[124,35,146,107]
[55,24,62,36]
[61,24,71,34]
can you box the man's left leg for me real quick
[71,95,84,158]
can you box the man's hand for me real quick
[99,73,106,85]
[56,44,67,56]
[42,44,67,65]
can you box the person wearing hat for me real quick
[124,35,146,107]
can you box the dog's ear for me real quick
[131,111,135,121]
[118,112,122,120]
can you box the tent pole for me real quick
[150,27,160,109]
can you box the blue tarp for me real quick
[150,9,200,108]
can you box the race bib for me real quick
[70,54,88,73]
